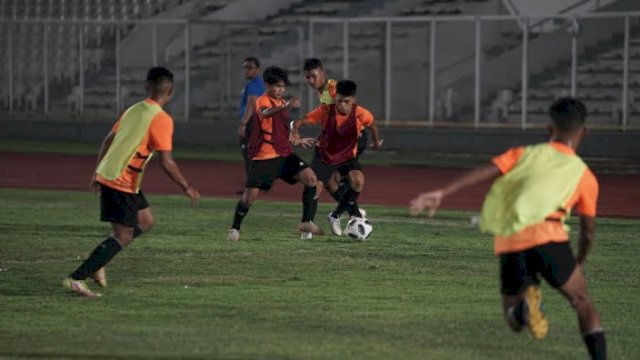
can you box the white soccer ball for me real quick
[346,217,373,241]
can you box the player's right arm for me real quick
[289,105,325,145]
[409,164,501,217]
[238,94,258,140]
[90,128,117,191]
[409,146,524,217]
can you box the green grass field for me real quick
[1,189,639,359]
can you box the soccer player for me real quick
[228,66,320,241]
[409,98,606,360]
[303,58,370,204]
[291,80,382,236]
[236,57,265,192]
[63,67,201,297]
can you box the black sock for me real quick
[302,186,317,222]
[232,201,250,230]
[70,237,123,280]
[511,300,526,326]
[332,188,360,218]
[133,225,144,239]
[331,182,349,203]
[583,330,606,360]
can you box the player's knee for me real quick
[568,292,590,310]
[139,216,155,231]
[305,174,318,187]
[114,230,134,247]
[350,178,364,192]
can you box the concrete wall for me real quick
[1,120,638,158]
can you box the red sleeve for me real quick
[491,147,526,174]
[574,169,599,217]
[148,112,173,151]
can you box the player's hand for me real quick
[237,124,247,140]
[289,128,301,146]
[285,96,302,109]
[370,138,384,149]
[89,174,100,194]
[298,137,316,149]
[184,186,200,207]
[409,190,444,218]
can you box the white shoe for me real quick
[351,208,367,219]
[300,232,313,240]
[327,212,342,236]
[228,228,240,241]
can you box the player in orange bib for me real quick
[62,67,200,297]
[409,98,605,359]
[228,66,320,241]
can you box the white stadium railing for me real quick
[1,12,639,131]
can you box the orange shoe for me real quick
[524,285,548,339]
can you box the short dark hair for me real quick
[303,58,323,71]
[146,67,173,85]
[146,67,174,95]
[336,80,357,97]
[548,97,587,133]
[244,57,260,68]
[263,66,290,85]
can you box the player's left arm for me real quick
[360,108,383,148]
[577,215,596,265]
[574,170,599,266]
[367,121,383,149]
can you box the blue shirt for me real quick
[239,77,265,120]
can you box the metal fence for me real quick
[1,12,639,131]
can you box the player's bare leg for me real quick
[297,168,322,236]
[91,208,155,287]
[329,170,365,235]
[229,188,260,241]
[559,266,606,359]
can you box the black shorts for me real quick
[499,241,576,296]
[311,150,362,184]
[246,153,309,190]
[99,184,149,227]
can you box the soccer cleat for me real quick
[228,228,240,241]
[357,208,367,218]
[62,277,102,298]
[91,267,107,287]
[327,212,342,236]
[300,232,313,240]
[523,285,549,339]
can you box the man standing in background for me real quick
[236,57,265,193]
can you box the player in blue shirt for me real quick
[237,57,266,191]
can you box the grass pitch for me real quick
[1,189,639,359]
